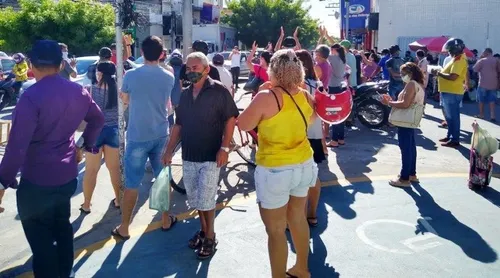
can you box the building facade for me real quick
[376,0,500,52]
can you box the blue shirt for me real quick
[121,64,174,142]
[0,75,104,187]
[378,55,391,80]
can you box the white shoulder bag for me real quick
[388,81,425,129]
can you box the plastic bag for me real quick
[471,124,498,158]
[149,167,171,212]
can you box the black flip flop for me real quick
[307,217,318,227]
[161,215,178,231]
[111,228,130,241]
[110,198,120,209]
[286,272,298,278]
[79,205,91,215]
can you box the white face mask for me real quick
[62,52,69,59]
[402,75,411,83]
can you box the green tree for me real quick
[222,0,319,49]
[0,0,115,56]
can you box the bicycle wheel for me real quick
[169,141,186,194]
[232,125,257,167]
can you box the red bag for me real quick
[314,88,353,125]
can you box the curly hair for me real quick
[268,49,305,91]
[400,62,425,85]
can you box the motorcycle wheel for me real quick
[356,98,388,128]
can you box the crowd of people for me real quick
[0,23,498,278]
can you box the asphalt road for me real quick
[0,86,500,277]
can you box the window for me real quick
[1,59,15,72]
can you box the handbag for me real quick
[388,81,425,128]
[149,167,171,211]
[243,67,264,92]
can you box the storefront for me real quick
[340,0,371,49]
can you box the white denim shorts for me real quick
[183,161,220,211]
[255,159,318,209]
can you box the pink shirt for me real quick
[473,56,500,90]
[253,64,269,82]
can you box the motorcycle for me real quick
[346,80,391,129]
[0,73,16,112]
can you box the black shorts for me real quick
[308,139,326,164]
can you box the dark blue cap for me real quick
[28,40,63,66]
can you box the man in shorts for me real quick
[162,52,238,259]
[113,36,176,240]
[473,47,500,122]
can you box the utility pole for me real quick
[182,0,193,58]
[345,0,350,40]
[115,0,125,199]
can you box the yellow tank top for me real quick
[256,91,314,167]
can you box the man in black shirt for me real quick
[162,52,238,260]
[180,40,220,86]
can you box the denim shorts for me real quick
[95,125,119,148]
[477,87,497,103]
[124,136,167,189]
[183,161,219,211]
[255,158,318,209]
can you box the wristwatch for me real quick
[220,147,230,153]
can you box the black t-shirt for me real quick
[175,78,239,162]
[180,64,221,86]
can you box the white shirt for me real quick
[231,53,241,68]
[304,79,324,139]
[215,65,233,90]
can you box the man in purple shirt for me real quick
[0,40,104,278]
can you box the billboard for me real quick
[341,0,371,30]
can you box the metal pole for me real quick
[345,0,350,40]
[115,0,126,199]
[486,22,490,48]
[182,0,193,58]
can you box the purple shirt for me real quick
[316,60,332,88]
[0,75,104,187]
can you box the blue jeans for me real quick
[441,92,462,143]
[328,86,345,141]
[397,127,417,180]
[389,82,405,99]
[124,136,167,189]
[95,125,119,148]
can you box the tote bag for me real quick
[389,81,424,128]
[149,167,171,212]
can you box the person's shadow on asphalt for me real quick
[404,182,498,263]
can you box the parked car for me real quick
[0,51,8,58]
[209,51,250,77]
[20,56,140,94]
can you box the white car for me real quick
[211,51,250,77]
[21,56,140,93]
[0,51,8,58]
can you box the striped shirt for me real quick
[89,85,118,127]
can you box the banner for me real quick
[341,0,371,30]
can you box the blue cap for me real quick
[28,40,63,66]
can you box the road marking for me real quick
[356,218,441,255]
[4,172,496,276]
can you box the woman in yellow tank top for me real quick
[238,49,318,278]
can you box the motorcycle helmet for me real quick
[192,40,209,55]
[442,38,465,56]
[283,36,297,48]
[169,49,183,66]
[12,53,25,64]
[314,88,353,125]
